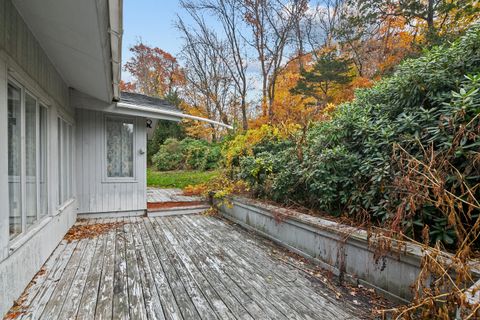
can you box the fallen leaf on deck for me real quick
[63,222,126,242]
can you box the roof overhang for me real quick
[13,0,122,103]
[116,101,233,129]
[71,89,233,129]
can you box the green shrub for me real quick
[224,24,480,247]
[147,120,185,164]
[152,137,222,171]
[152,138,184,171]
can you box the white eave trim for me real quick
[116,102,233,129]
[109,0,122,101]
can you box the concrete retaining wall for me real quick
[218,197,428,302]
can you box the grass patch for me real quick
[147,168,220,189]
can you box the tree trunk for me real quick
[426,0,436,36]
[241,96,248,130]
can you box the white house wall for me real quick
[0,0,77,316]
[75,108,147,215]
[0,0,69,110]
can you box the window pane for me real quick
[66,125,71,199]
[106,118,134,178]
[8,84,22,237]
[62,121,67,202]
[25,94,37,228]
[58,118,62,205]
[69,125,73,198]
[39,106,48,217]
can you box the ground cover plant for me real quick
[151,138,221,171]
[146,168,220,189]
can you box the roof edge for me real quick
[108,0,123,101]
[116,102,233,129]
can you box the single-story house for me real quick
[0,0,229,316]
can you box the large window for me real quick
[25,93,37,229]
[8,81,49,239]
[8,83,22,238]
[105,117,135,179]
[58,117,73,205]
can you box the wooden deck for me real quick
[10,215,361,320]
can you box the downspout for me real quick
[109,0,123,101]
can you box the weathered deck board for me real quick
[162,217,269,320]
[77,220,108,319]
[10,215,360,320]
[137,218,183,320]
[195,216,355,319]
[124,219,148,320]
[144,219,201,320]
[184,216,325,319]
[95,220,117,320]
[40,239,89,319]
[130,217,167,320]
[176,217,295,319]
[200,216,351,315]
[19,240,68,307]
[19,240,78,320]
[186,217,323,313]
[149,218,219,319]
[112,218,129,320]
[153,219,236,320]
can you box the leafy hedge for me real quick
[224,25,480,246]
[152,138,221,171]
[147,119,185,165]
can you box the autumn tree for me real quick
[176,15,236,141]
[124,42,185,97]
[303,0,344,53]
[241,0,309,121]
[119,80,136,93]
[344,0,480,45]
[180,0,250,130]
[292,51,352,106]
[172,0,479,137]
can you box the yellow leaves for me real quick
[180,101,216,141]
[223,124,300,168]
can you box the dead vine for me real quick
[380,111,480,319]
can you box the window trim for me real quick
[103,115,137,183]
[7,76,50,241]
[38,104,49,219]
[57,116,74,207]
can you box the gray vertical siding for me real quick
[0,2,75,317]
[75,109,147,214]
[0,0,69,109]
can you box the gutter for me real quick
[108,0,123,101]
[116,102,234,129]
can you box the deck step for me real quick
[147,204,210,217]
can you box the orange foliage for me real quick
[377,17,415,74]
[180,100,216,141]
[252,17,414,129]
[124,42,185,97]
[119,80,136,92]
[250,52,374,129]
